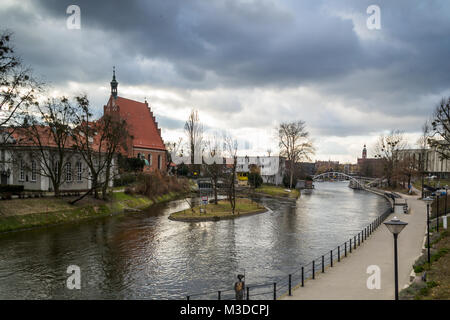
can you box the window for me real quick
[76,161,82,181]
[19,160,25,181]
[31,160,37,182]
[158,155,161,170]
[148,153,152,166]
[65,162,72,182]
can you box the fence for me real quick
[185,206,393,300]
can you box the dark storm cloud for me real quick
[5,0,365,87]
[1,0,450,140]
[4,0,449,90]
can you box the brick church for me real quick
[103,68,166,172]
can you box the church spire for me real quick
[110,66,118,99]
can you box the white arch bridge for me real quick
[312,172,382,190]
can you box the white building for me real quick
[398,146,450,179]
[236,155,285,185]
[0,131,115,193]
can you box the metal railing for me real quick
[185,206,393,300]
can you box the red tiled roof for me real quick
[108,96,165,151]
[9,125,108,152]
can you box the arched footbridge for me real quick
[312,172,382,190]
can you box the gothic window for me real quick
[76,161,82,181]
[148,153,152,166]
[66,162,72,182]
[158,155,162,170]
[19,159,25,181]
[31,160,37,182]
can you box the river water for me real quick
[0,182,390,299]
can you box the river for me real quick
[0,181,390,299]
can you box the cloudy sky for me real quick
[1,0,449,162]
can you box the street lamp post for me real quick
[423,197,434,264]
[384,217,408,301]
[436,194,440,232]
[445,186,449,230]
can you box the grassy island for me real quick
[169,198,267,222]
[254,184,300,199]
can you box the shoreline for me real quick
[168,207,269,222]
[0,191,191,234]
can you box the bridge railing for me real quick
[185,206,393,300]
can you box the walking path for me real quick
[282,192,426,300]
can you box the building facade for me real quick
[236,155,285,185]
[398,146,450,179]
[0,69,168,191]
[357,145,384,177]
[104,69,167,172]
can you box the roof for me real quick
[107,96,165,151]
[7,125,110,153]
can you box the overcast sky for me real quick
[1,0,449,162]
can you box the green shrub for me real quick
[114,173,138,187]
[0,185,24,193]
[283,175,297,188]
[248,172,263,188]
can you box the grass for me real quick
[0,191,185,233]
[169,198,266,221]
[401,228,450,299]
[414,178,450,190]
[0,197,74,216]
[255,184,300,199]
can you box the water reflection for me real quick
[0,182,389,299]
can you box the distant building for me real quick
[236,155,285,185]
[357,145,383,177]
[398,146,450,179]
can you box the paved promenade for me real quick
[282,192,426,300]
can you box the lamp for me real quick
[384,216,408,301]
[423,197,433,264]
[384,216,408,235]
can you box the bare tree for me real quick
[71,95,130,203]
[184,109,203,165]
[203,134,224,205]
[417,121,431,197]
[165,137,183,172]
[0,31,42,132]
[278,121,314,189]
[430,97,450,160]
[17,97,76,196]
[374,130,407,187]
[223,133,237,214]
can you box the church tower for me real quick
[110,66,118,99]
[362,145,367,159]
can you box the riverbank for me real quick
[239,184,299,200]
[400,224,450,299]
[0,191,188,233]
[169,198,267,222]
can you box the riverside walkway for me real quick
[282,192,426,300]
